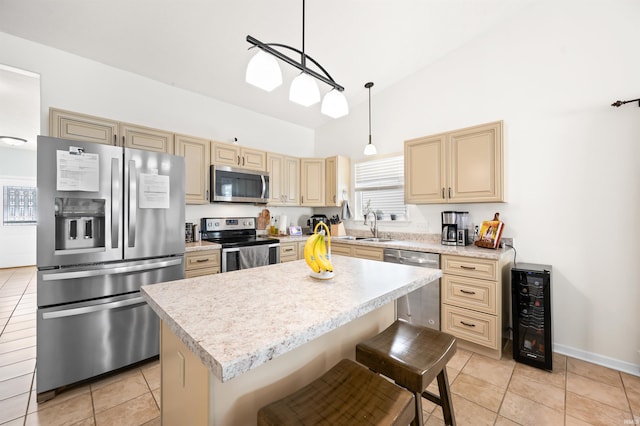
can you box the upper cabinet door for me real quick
[240,147,266,171]
[283,156,300,205]
[211,141,240,166]
[300,158,325,207]
[175,134,210,204]
[325,156,350,207]
[404,133,447,204]
[119,123,174,154]
[449,121,503,203]
[49,108,118,146]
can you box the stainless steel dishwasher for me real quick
[384,248,440,330]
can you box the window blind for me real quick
[354,156,406,219]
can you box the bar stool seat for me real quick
[356,320,457,426]
[257,359,415,426]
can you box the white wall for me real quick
[316,0,640,373]
[0,32,317,253]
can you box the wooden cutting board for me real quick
[257,208,270,230]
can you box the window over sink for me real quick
[354,155,407,221]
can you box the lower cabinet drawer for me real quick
[442,274,497,315]
[330,243,352,256]
[441,304,498,349]
[185,250,221,277]
[280,243,298,263]
[185,267,219,278]
[352,246,384,261]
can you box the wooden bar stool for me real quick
[257,359,415,426]
[356,320,457,426]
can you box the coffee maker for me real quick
[441,211,471,246]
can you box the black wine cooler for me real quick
[511,263,552,371]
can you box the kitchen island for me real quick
[141,255,441,425]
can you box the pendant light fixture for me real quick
[0,136,27,147]
[245,0,349,118]
[363,82,377,156]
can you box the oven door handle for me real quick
[41,297,146,320]
[41,258,183,281]
[223,243,280,253]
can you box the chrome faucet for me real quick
[364,211,378,238]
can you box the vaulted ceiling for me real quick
[0,0,533,133]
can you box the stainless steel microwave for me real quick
[210,165,269,204]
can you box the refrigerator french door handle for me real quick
[41,258,183,281]
[128,159,137,247]
[111,158,120,248]
[42,297,145,320]
[260,175,266,199]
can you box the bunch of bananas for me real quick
[303,223,334,274]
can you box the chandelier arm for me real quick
[247,35,344,92]
[610,98,640,107]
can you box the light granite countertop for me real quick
[185,240,221,252]
[277,235,513,261]
[141,256,441,382]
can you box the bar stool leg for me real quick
[436,368,455,426]
[411,391,423,426]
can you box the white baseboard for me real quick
[553,343,640,377]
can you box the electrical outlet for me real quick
[501,237,514,248]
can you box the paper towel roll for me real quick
[279,215,288,234]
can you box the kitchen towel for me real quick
[341,199,352,220]
[238,245,270,269]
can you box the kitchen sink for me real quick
[358,237,395,243]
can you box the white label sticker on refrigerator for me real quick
[139,173,170,209]
[56,149,100,192]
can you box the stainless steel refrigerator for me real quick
[36,136,185,401]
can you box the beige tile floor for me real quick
[1,265,639,425]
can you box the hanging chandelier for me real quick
[245,0,349,119]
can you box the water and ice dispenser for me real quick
[54,197,106,251]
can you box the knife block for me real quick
[330,223,346,236]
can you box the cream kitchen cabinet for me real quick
[211,141,266,171]
[329,242,383,261]
[184,248,221,278]
[300,158,326,207]
[325,155,350,207]
[119,123,174,154]
[49,108,119,146]
[175,134,211,204]
[267,153,300,206]
[440,253,512,359]
[280,240,307,262]
[49,108,174,154]
[405,121,503,204]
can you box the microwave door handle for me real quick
[260,175,266,199]
[111,158,120,248]
[128,159,136,247]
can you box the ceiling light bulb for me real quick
[364,142,377,156]
[245,50,283,92]
[289,73,320,107]
[321,90,349,118]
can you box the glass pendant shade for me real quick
[364,141,377,156]
[289,73,320,106]
[0,136,27,146]
[245,50,283,92]
[321,90,349,118]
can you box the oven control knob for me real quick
[214,221,220,227]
